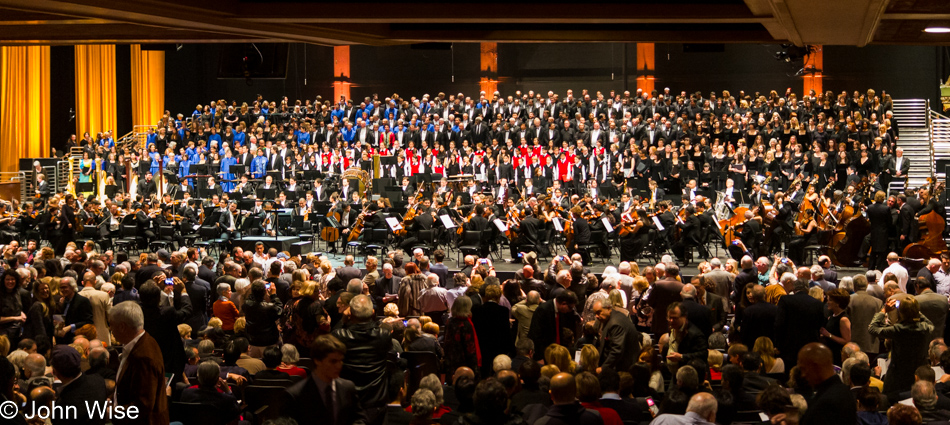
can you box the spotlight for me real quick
[176,44,183,51]
[925,27,950,33]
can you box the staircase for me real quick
[932,110,950,183]
[891,99,932,190]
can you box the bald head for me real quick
[30,386,56,408]
[798,342,836,387]
[740,256,753,269]
[687,392,719,422]
[453,367,475,385]
[549,373,577,404]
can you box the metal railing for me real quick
[931,105,950,180]
[927,99,936,181]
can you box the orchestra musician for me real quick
[671,205,701,266]
[508,207,541,259]
[55,193,77,255]
[218,202,243,245]
[788,208,818,265]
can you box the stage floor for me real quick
[312,245,868,280]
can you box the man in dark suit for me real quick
[180,361,241,423]
[678,284,713,339]
[739,285,778,348]
[570,207,592,265]
[888,148,910,183]
[284,334,367,425]
[472,285,515,378]
[336,255,363,283]
[332,295,393,424]
[594,300,641,372]
[866,191,894,271]
[775,280,826,368]
[57,277,93,344]
[527,291,580,361]
[662,302,709,371]
[798,343,857,425]
[647,264,685,335]
[110,302,169,425]
[672,205,702,266]
[897,194,917,253]
[140,280,191,382]
[52,346,109,425]
[429,250,450,288]
[737,211,762,257]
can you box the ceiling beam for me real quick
[384,29,778,44]
[856,0,890,47]
[237,3,768,24]
[0,23,274,44]
[0,0,393,46]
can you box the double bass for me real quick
[904,181,949,260]
[347,207,369,242]
[321,209,342,243]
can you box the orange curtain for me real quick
[74,44,117,139]
[130,44,165,129]
[0,46,50,173]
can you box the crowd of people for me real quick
[0,236,946,425]
[0,86,942,425]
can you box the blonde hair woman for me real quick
[578,345,600,374]
[545,344,575,374]
[754,336,785,373]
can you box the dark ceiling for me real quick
[0,0,948,46]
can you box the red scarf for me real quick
[467,317,482,367]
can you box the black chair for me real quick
[410,229,437,255]
[402,351,441,397]
[113,225,142,254]
[243,385,288,423]
[364,228,390,258]
[170,401,234,425]
[75,226,103,251]
[250,377,298,388]
[578,230,606,264]
[149,225,177,251]
[458,230,481,265]
[194,226,226,255]
[296,357,315,371]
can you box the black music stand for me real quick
[76,182,94,193]
[230,165,246,178]
[256,188,276,200]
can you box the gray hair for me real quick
[411,389,437,421]
[235,278,251,292]
[197,361,221,387]
[452,296,473,318]
[427,274,440,287]
[681,284,697,299]
[780,272,797,287]
[710,258,722,268]
[281,344,299,364]
[618,262,631,274]
[556,270,572,284]
[109,300,144,331]
[62,276,78,292]
[216,283,231,296]
[676,365,700,390]
[493,354,512,373]
[349,294,374,321]
[839,277,854,292]
[419,373,445,405]
[913,380,938,410]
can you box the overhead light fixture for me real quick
[924,27,950,33]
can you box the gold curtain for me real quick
[0,46,50,173]
[130,44,165,129]
[74,44,116,139]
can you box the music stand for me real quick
[104,185,119,199]
[256,188,276,200]
[238,199,256,211]
[380,155,397,166]
[230,165,246,177]
[76,182,94,193]
[599,184,619,199]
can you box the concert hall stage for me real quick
[233,236,304,254]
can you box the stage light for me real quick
[924,27,950,33]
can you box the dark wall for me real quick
[50,46,75,154]
[163,43,334,115]
[116,44,132,137]
[158,42,943,116]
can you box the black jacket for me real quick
[142,292,192,378]
[180,387,241,422]
[801,375,857,425]
[472,302,514,371]
[739,301,778,348]
[243,295,283,347]
[534,401,603,425]
[679,298,713,339]
[57,373,110,425]
[62,293,94,344]
[663,322,709,370]
[284,376,367,425]
[775,292,825,364]
[332,321,395,408]
[598,310,641,372]
[573,217,592,245]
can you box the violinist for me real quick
[55,193,77,255]
[330,203,357,254]
[400,199,435,250]
[35,173,49,199]
[218,202,242,246]
[0,203,17,244]
[768,192,794,254]
[153,204,186,247]
[672,204,701,266]
[464,204,490,232]
[655,201,677,250]
[508,207,540,259]
[788,208,818,265]
[618,203,649,262]
[18,202,40,243]
[736,210,762,254]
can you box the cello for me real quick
[347,207,369,242]
[321,209,341,244]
